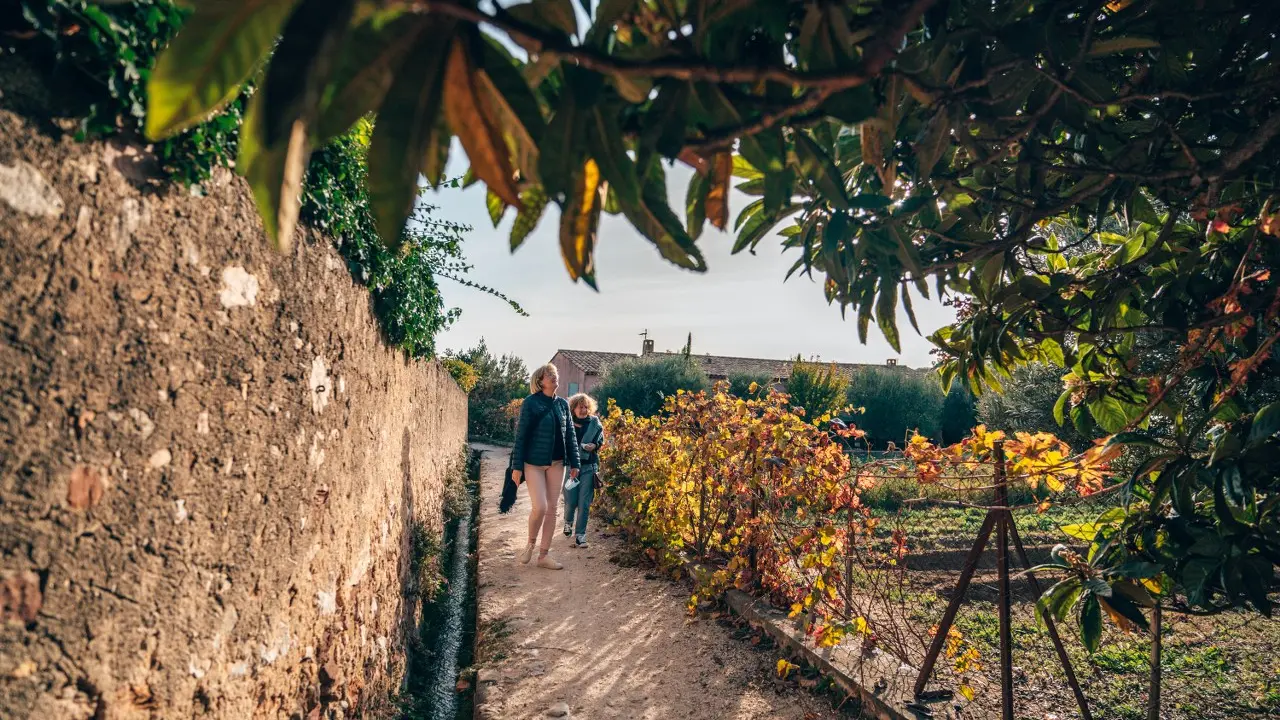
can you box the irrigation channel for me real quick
[405,449,481,720]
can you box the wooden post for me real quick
[1009,520,1094,720]
[913,510,997,696]
[993,441,1014,720]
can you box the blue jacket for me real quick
[510,393,580,469]
[575,415,605,466]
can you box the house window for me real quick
[568,382,579,395]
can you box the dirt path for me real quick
[471,446,849,720]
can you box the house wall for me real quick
[549,352,589,398]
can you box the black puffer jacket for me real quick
[510,393,580,469]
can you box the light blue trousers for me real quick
[563,465,597,539]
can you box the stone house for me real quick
[549,336,907,398]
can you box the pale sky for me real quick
[432,143,955,372]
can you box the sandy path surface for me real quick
[471,445,848,720]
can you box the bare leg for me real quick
[538,462,564,552]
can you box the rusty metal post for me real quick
[747,486,759,579]
[913,509,998,697]
[1148,604,1163,720]
[993,441,1014,720]
[1009,520,1094,720]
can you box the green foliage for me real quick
[13,0,518,358]
[978,364,1102,452]
[844,368,946,448]
[447,340,528,441]
[728,372,772,399]
[442,357,478,393]
[593,355,709,418]
[938,379,978,445]
[53,0,1280,628]
[18,0,240,187]
[784,359,849,421]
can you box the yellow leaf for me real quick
[959,684,975,701]
[776,658,799,679]
[442,38,521,208]
[558,159,603,283]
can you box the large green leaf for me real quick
[506,0,578,37]
[238,84,309,249]
[1079,593,1103,652]
[875,275,901,353]
[510,186,549,250]
[794,133,850,210]
[367,22,455,245]
[1087,394,1131,433]
[618,178,708,271]
[147,0,300,139]
[1036,577,1082,628]
[587,105,641,208]
[732,200,801,254]
[259,0,355,146]
[1249,402,1280,445]
[314,14,428,143]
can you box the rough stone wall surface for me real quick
[0,89,467,717]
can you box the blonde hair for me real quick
[530,363,559,394]
[568,393,598,415]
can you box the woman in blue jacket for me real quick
[510,364,580,569]
[563,394,605,548]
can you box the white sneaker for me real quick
[573,536,589,549]
[563,522,572,537]
[518,542,534,564]
[536,554,563,570]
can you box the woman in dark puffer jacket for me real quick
[509,364,580,569]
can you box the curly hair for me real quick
[568,393,598,415]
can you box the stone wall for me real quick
[0,72,467,718]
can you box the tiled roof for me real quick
[554,348,911,379]
[554,349,641,374]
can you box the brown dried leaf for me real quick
[443,38,521,208]
[706,152,732,231]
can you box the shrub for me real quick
[977,363,1102,452]
[844,368,946,448]
[447,340,528,441]
[727,372,772,399]
[442,357,478,393]
[593,355,708,417]
[939,379,978,445]
[785,359,849,421]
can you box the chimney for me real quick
[642,338,655,356]
[886,358,897,366]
